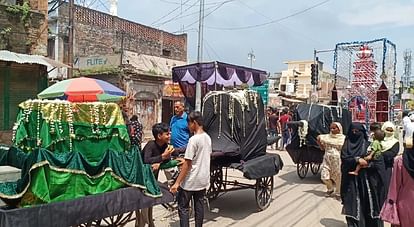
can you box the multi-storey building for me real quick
[279,60,338,103]
[48,3,188,133]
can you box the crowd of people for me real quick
[125,102,414,227]
[127,101,211,227]
[316,120,412,227]
[266,107,293,150]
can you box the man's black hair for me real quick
[130,115,138,121]
[188,111,204,127]
[152,122,169,138]
[403,110,410,118]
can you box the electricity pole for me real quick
[195,0,205,111]
[68,0,74,79]
[248,50,255,68]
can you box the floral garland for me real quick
[298,120,309,147]
[36,102,42,147]
[49,102,56,134]
[66,102,75,152]
[12,100,128,153]
[218,94,222,138]
[228,96,235,137]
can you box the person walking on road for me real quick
[380,134,414,227]
[380,121,400,196]
[279,108,291,150]
[268,108,279,150]
[170,111,212,227]
[170,101,190,150]
[340,123,386,227]
[317,122,345,197]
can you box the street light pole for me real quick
[195,0,205,111]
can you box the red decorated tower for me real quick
[349,45,378,122]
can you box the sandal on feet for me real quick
[326,190,334,196]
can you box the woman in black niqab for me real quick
[341,122,386,227]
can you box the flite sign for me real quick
[74,55,121,69]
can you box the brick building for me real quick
[0,0,48,55]
[0,0,56,144]
[48,3,187,133]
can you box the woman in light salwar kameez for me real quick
[317,122,345,196]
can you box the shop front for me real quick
[162,81,184,124]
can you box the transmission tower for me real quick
[403,49,412,90]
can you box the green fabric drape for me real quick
[0,146,161,207]
[14,100,130,153]
[0,100,161,207]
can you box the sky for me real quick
[91,0,414,76]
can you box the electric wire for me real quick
[206,0,331,30]
[151,0,194,26]
[177,0,235,33]
[154,1,227,28]
[235,0,324,45]
[154,0,201,27]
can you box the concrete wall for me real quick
[0,0,48,55]
[0,131,12,145]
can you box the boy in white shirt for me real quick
[170,111,211,227]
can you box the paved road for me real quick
[145,149,347,227]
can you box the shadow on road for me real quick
[320,218,346,227]
[304,189,327,197]
[205,190,258,224]
[278,165,322,185]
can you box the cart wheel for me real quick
[310,163,321,175]
[207,166,223,200]
[255,176,274,211]
[83,211,135,226]
[297,162,309,179]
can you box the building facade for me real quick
[279,60,336,103]
[0,0,48,55]
[0,0,50,144]
[48,3,187,133]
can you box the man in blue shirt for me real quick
[170,101,190,149]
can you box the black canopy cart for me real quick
[0,183,173,227]
[202,90,283,210]
[173,62,283,211]
[286,103,351,179]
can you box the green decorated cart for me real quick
[0,100,172,226]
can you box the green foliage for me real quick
[0,27,12,36]
[6,1,31,27]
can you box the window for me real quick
[162,49,171,57]
[47,39,55,59]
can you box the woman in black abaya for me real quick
[341,123,386,227]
